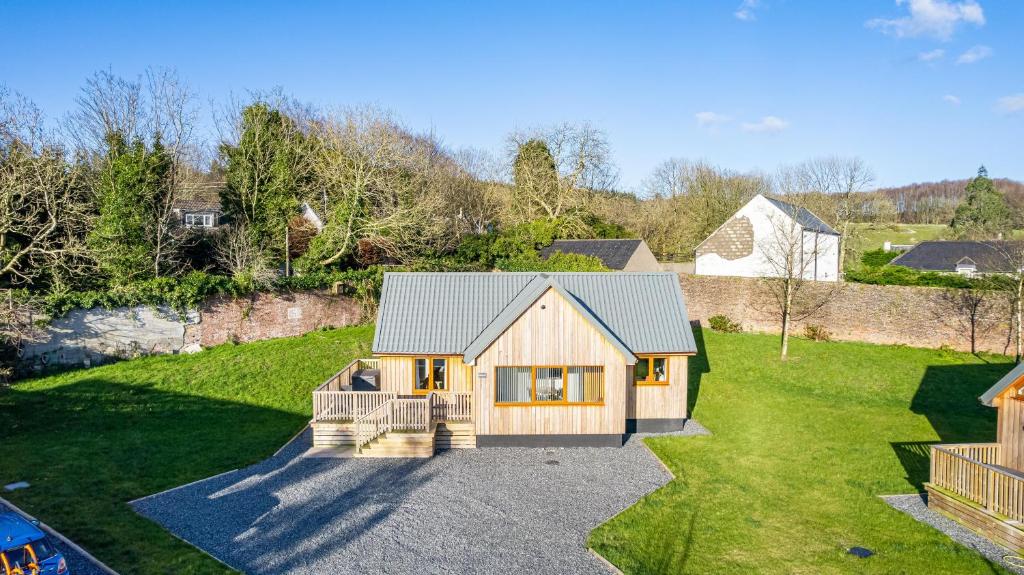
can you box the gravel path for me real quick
[883,493,1024,574]
[0,501,110,575]
[133,429,686,575]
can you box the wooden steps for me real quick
[435,421,477,450]
[355,427,436,458]
[312,421,355,447]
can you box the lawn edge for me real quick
[587,437,679,574]
[0,495,121,575]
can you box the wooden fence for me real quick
[931,443,1024,522]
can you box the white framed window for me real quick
[184,213,215,227]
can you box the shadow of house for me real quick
[687,323,711,417]
[891,362,1009,490]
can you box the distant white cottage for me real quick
[694,194,840,282]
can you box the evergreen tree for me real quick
[951,166,1012,239]
[512,139,559,221]
[219,103,310,260]
[87,131,174,284]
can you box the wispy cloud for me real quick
[734,0,762,21]
[918,48,945,61]
[943,94,961,106]
[695,111,732,129]
[956,44,992,64]
[867,0,985,41]
[741,116,789,134]
[997,94,1024,114]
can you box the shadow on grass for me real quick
[891,362,1009,490]
[688,323,711,417]
[0,377,317,573]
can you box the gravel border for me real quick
[0,499,113,575]
[131,423,709,575]
[883,493,1024,574]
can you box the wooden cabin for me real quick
[311,272,698,456]
[927,363,1024,551]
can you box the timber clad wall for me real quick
[680,274,1011,354]
[626,356,688,420]
[473,288,628,436]
[998,396,1024,470]
[377,355,474,395]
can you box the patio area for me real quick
[131,429,677,574]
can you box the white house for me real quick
[694,194,840,282]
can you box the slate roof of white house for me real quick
[371,272,698,360]
[765,197,839,235]
[539,239,646,270]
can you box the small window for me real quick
[185,213,215,227]
[413,357,447,393]
[535,367,564,402]
[635,356,669,385]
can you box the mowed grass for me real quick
[2,324,1017,574]
[0,325,373,575]
[590,329,1013,574]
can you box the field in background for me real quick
[849,223,950,255]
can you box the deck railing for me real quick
[431,391,472,422]
[930,443,1024,522]
[354,394,435,452]
[312,358,390,422]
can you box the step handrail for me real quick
[354,400,393,453]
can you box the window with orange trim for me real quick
[495,365,604,404]
[413,357,447,393]
[634,356,669,385]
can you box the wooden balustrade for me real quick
[431,392,473,422]
[313,390,396,422]
[930,443,1024,523]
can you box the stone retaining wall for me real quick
[679,274,1013,355]
[19,290,364,374]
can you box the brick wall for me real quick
[190,291,364,347]
[679,274,1013,355]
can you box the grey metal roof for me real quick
[372,272,698,358]
[539,239,644,270]
[980,362,1024,406]
[890,240,1023,273]
[765,197,839,235]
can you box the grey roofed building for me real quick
[539,239,662,271]
[890,240,1023,274]
[371,272,697,359]
[980,362,1024,406]
[764,197,839,235]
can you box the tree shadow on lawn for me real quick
[688,323,711,416]
[892,362,1008,491]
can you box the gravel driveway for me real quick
[132,430,675,574]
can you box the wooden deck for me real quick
[927,443,1024,551]
[311,361,474,457]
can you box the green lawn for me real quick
[0,326,373,575]
[590,329,1012,574]
[0,324,1016,574]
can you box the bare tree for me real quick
[777,156,875,273]
[937,284,1002,354]
[504,123,618,233]
[213,224,276,288]
[758,210,840,359]
[305,106,460,266]
[0,87,91,287]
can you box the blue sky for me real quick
[2,0,1021,190]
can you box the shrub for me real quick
[496,251,608,272]
[860,249,899,268]
[708,315,742,333]
[804,325,831,341]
